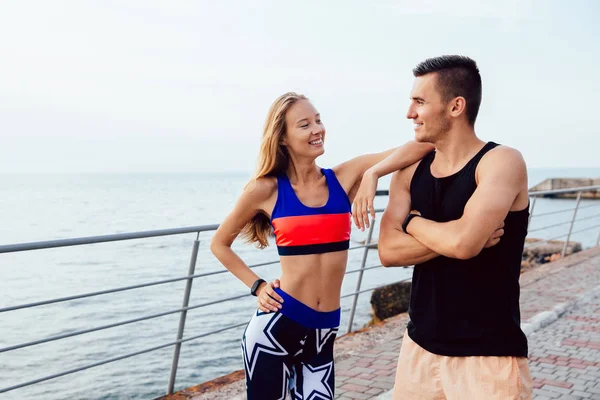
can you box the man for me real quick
[379,55,532,399]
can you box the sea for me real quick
[1,167,600,399]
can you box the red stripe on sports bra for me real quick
[272,213,351,247]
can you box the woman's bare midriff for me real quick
[279,251,348,312]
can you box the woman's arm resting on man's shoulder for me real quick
[333,141,434,230]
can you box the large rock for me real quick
[521,239,582,271]
[370,280,411,323]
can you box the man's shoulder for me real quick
[488,144,524,158]
[478,144,527,180]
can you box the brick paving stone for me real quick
[340,383,370,393]
[370,381,394,390]
[365,388,384,395]
[344,393,371,400]
[534,388,561,398]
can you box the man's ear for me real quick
[450,97,467,118]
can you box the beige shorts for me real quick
[393,331,532,400]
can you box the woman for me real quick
[210,92,432,399]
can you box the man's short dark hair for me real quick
[413,55,482,126]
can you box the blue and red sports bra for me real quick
[270,168,352,256]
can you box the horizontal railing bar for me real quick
[573,211,600,223]
[0,341,178,393]
[247,259,281,268]
[0,272,224,314]
[525,224,600,250]
[530,207,576,218]
[340,277,412,299]
[519,208,600,233]
[0,307,191,354]
[0,318,251,394]
[179,321,248,343]
[528,185,600,197]
[530,203,600,218]
[379,187,600,198]
[0,225,220,254]
[2,260,404,352]
[3,254,380,314]
[569,223,600,236]
[524,234,568,249]
[528,220,573,233]
[8,263,421,353]
[341,287,378,299]
[188,293,252,310]
[345,264,384,275]
[1,292,252,353]
[0,211,389,256]
[348,243,378,251]
[3,264,418,354]
[11,199,595,313]
[1,186,598,255]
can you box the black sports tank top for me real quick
[407,142,529,357]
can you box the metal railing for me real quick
[2,185,600,396]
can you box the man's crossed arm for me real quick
[379,147,527,267]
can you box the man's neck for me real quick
[431,128,485,176]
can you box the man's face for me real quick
[406,73,451,143]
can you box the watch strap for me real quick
[250,279,266,296]
[402,213,421,234]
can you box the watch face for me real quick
[403,213,419,234]
[251,279,264,296]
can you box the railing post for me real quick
[347,221,376,334]
[167,234,200,394]
[596,229,600,247]
[561,192,582,258]
[528,196,536,225]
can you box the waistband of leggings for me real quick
[273,287,340,329]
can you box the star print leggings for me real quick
[242,287,341,400]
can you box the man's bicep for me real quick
[380,172,412,234]
[462,149,526,237]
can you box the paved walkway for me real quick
[161,247,600,400]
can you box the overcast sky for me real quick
[1,0,598,173]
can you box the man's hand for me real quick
[484,222,505,248]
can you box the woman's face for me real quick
[282,99,325,159]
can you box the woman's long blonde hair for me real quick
[240,92,307,248]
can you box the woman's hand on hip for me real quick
[257,279,284,313]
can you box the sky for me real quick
[0,0,598,174]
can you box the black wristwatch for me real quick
[402,213,422,234]
[250,279,266,296]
